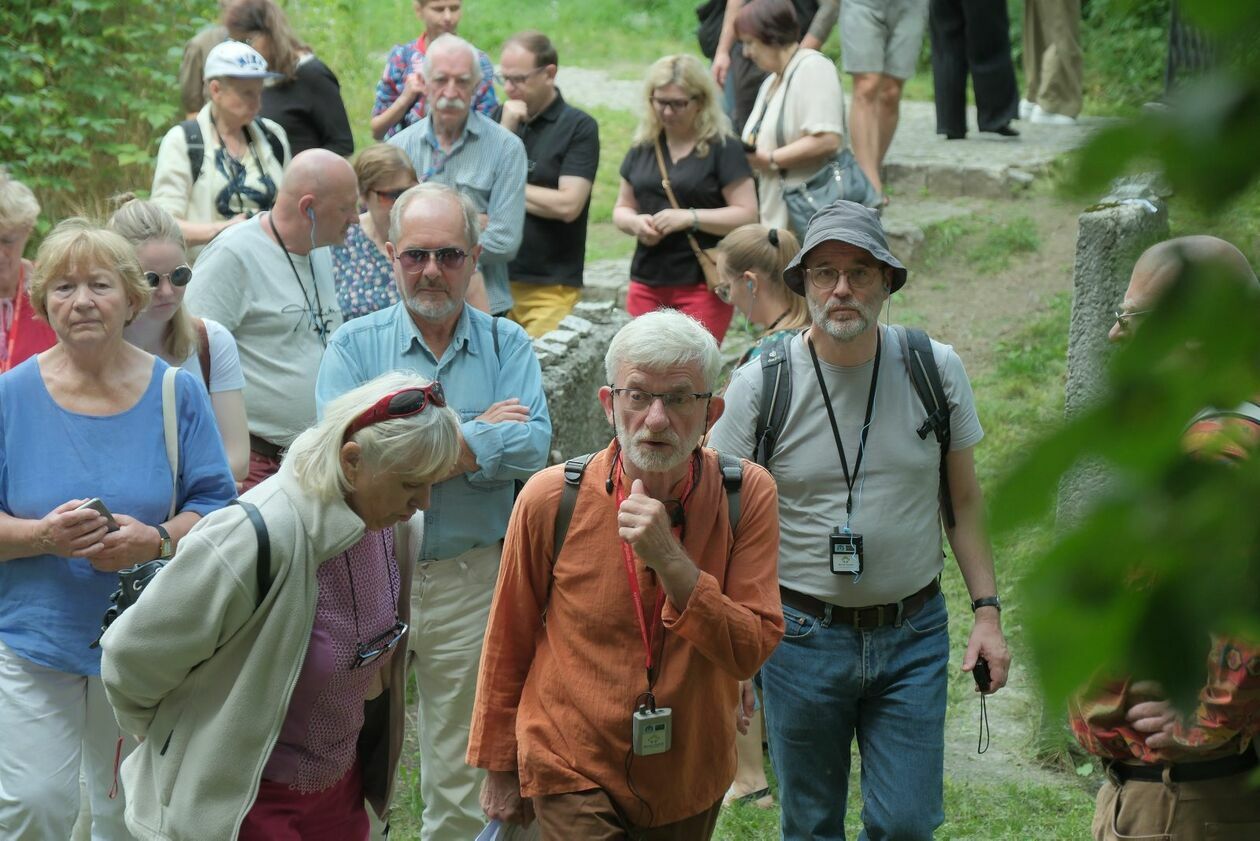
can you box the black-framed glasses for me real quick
[396,247,469,273]
[611,387,712,412]
[651,96,696,111]
[494,66,548,86]
[144,266,193,288]
[343,382,447,442]
[353,620,409,669]
[805,264,882,291]
[1113,309,1153,331]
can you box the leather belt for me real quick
[1106,750,1258,784]
[249,434,283,461]
[779,579,941,629]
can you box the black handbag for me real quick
[773,53,880,238]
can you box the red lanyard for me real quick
[612,453,697,679]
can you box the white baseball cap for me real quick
[204,40,282,81]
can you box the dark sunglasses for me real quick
[396,247,468,273]
[373,187,413,202]
[353,620,408,669]
[343,382,447,442]
[144,266,193,288]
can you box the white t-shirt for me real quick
[742,49,845,228]
[184,216,342,447]
[178,317,245,394]
[709,325,984,606]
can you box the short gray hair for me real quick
[286,371,462,502]
[422,33,482,88]
[388,182,480,249]
[604,310,722,391]
[0,166,40,231]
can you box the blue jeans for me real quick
[763,590,950,841]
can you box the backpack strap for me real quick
[253,117,287,166]
[231,499,272,608]
[181,119,205,184]
[193,318,211,390]
[753,336,792,468]
[553,453,597,561]
[161,367,180,521]
[895,326,955,528]
[491,315,501,361]
[716,450,744,533]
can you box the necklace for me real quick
[762,307,792,335]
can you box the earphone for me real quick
[306,207,315,222]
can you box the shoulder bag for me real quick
[652,137,722,292]
[775,52,880,239]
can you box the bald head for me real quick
[1111,236,1258,343]
[274,149,359,251]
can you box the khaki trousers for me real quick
[1092,769,1260,840]
[507,282,582,339]
[1023,0,1083,117]
[534,790,722,841]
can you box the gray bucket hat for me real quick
[783,200,908,295]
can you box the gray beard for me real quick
[808,295,872,341]
[404,290,460,322]
[616,426,690,474]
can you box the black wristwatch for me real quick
[155,524,174,560]
[971,595,1001,613]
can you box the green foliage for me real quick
[1078,0,1169,114]
[0,0,212,234]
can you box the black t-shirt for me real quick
[494,92,600,288]
[262,56,354,157]
[619,133,752,287]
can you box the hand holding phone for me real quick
[76,498,121,533]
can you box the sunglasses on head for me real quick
[395,247,468,273]
[343,382,447,443]
[144,266,193,288]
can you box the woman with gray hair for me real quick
[101,371,460,841]
[0,167,56,372]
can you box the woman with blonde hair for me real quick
[102,371,460,841]
[224,0,354,157]
[110,197,250,482]
[613,54,757,343]
[332,145,419,320]
[0,167,57,372]
[0,220,236,839]
[715,223,807,367]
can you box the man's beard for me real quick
[807,294,877,341]
[404,284,460,321]
[616,425,690,473]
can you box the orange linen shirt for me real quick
[467,443,783,827]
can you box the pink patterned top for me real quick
[262,529,400,792]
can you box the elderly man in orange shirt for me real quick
[467,309,784,840]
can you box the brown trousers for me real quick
[1023,0,1083,117]
[533,790,722,841]
[1092,770,1260,841]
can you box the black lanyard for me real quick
[807,330,881,523]
[267,213,330,347]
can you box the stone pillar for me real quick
[1056,178,1169,525]
[534,301,631,464]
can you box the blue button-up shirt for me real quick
[316,303,551,559]
[388,111,527,316]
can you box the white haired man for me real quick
[468,310,784,840]
[389,33,527,318]
[316,181,550,840]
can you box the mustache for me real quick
[634,429,681,448]
[435,96,468,112]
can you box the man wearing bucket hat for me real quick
[709,200,1010,840]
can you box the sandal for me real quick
[724,786,775,809]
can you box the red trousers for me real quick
[238,761,369,841]
[626,281,734,344]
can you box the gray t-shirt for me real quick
[185,217,342,446]
[709,325,983,606]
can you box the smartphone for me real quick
[76,498,121,533]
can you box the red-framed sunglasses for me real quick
[343,383,446,443]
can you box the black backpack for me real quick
[753,326,956,527]
[181,118,287,183]
[552,451,745,559]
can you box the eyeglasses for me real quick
[343,383,447,442]
[713,282,733,304]
[144,266,193,288]
[353,620,409,669]
[373,186,414,204]
[805,264,882,291]
[1113,309,1153,330]
[494,66,547,86]
[611,387,712,412]
[395,247,469,273]
[651,96,696,111]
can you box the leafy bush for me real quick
[0,0,216,238]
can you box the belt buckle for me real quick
[853,605,883,630]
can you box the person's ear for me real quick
[598,385,615,425]
[340,441,362,486]
[744,270,758,294]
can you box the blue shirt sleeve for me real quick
[175,370,237,516]
[478,132,527,266]
[462,320,551,483]
[315,327,370,419]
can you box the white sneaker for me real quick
[1019,98,1036,120]
[1030,105,1077,125]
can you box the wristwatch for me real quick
[971,595,1001,613]
[155,525,174,561]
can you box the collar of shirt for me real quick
[419,109,486,152]
[531,89,567,125]
[395,301,479,364]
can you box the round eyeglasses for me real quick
[144,266,193,288]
